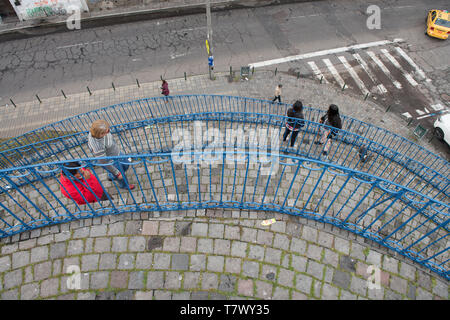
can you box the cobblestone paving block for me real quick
[67,239,84,256]
[317,231,334,249]
[142,221,158,235]
[116,290,135,300]
[295,274,313,295]
[270,220,286,233]
[4,269,22,290]
[85,238,94,253]
[407,284,416,300]
[340,255,356,273]
[340,290,357,300]
[390,275,408,295]
[355,261,370,279]
[214,239,231,255]
[366,250,382,266]
[135,291,154,300]
[81,254,99,271]
[292,291,308,300]
[322,283,339,300]
[183,272,201,289]
[322,248,338,268]
[225,257,242,274]
[242,260,260,278]
[324,266,334,284]
[417,272,432,291]
[37,235,54,246]
[307,244,323,262]
[190,254,206,271]
[95,291,116,300]
[40,278,59,298]
[255,280,273,299]
[19,239,37,251]
[256,230,273,246]
[350,275,367,297]
[94,237,111,253]
[223,225,240,240]
[72,228,90,239]
[1,243,18,255]
[382,256,399,274]
[172,292,191,300]
[291,254,307,273]
[290,238,307,254]
[179,236,197,253]
[163,237,181,252]
[273,233,290,250]
[90,225,107,237]
[191,291,209,300]
[191,223,208,237]
[146,271,164,289]
[108,222,125,236]
[55,231,71,243]
[230,241,247,258]
[241,227,257,243]
[273,286,290,300]
[350,242,367,261]
[249,244,264,260]
[53,259,63,276]
[313,279,322,299]
[128,236,146,252]
[416,287,433,300]
[302,225,318,242]
[12,251,30,269]
[385,289,402,300]
[117,253,135,270]
[0,256,11,273]
[21,283,40,300]
[334,237,350,255]
[1,289,19,300]
[432,280,448,299]
[265,247,282,265]
[332,270,351,289]
[110,271,129,289]
[219,274,236,293]
[197,238,213,254]
[237,279,254,297]
[112,237,128,252]
[125,221,142,235]
[91,271,109,289]
[209,224,224,238]
[99,253,117,270]
[201,273,218,290]
[399,262,416,281]
[307,260,325,280]
[368,286,385,300]
[278,268,295,287]
[30,246,49,263]
[207,255,225,273]
[34,261,52,281]
[172,253,189,271]
[127,271,145,290]
[134,253,152,269]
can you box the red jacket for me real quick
[161,82,169,96]
[60,169,104,205]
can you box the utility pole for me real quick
[206,0,214,80]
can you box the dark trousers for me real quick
[283,128,300,147]
[272,95,281,103]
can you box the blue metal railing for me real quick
[1,95,448,178]
[0,152,448,280]
[1,112,448,204]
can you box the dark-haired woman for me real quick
[283,100,305,148]
[315,104,342,156]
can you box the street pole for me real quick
[206,0,214,80]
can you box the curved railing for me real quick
[1,95,448,178]
[1,112,448,203]
[0,152,448,280]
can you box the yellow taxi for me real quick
[426,10,450,39]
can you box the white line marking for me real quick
[430,104,444,111]
[248,39,404,68]
[381,49,418,86]
[323,58,346,88]
[416,114,434,120]
[367,51,402,89]
[416,109,425,116]
[402,112,412,118]
[57,41,103,50]
[338,56,369,95]
[353,53,387,94]
[394,47,430,81]
[424,107,429,113]
[307,61,329,83]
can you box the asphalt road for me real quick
[0,0,449,154]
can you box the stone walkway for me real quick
[0,209,448,300]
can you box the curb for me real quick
[0,0,326,41]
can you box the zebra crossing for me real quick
[298,46,448,120]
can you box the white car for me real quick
[434,113,450,145]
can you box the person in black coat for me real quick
[315,104,343,156]
[283,100,305,147]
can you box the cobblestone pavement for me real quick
[0,209,448,300]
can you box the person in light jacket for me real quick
[272,84,282,103]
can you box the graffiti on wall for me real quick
[10,0,89,21]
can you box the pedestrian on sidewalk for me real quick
[315,104,342,157]
[161,79,170,103]
[283,100,305,148]
[272,84,282,103]
[60,161,111,205]
[87,120,135,190]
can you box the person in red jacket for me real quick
[60,161,108,205]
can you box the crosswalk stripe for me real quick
[323,58,346,88]
[307,61,329,83]
[352,53,387,94]
[381,49,418,86]
[416,109,425,115]
[402,112,412,119]
[394,47,430,81]
[338,56,369,95]
[430,104,445,111]
[367,51,402,89]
